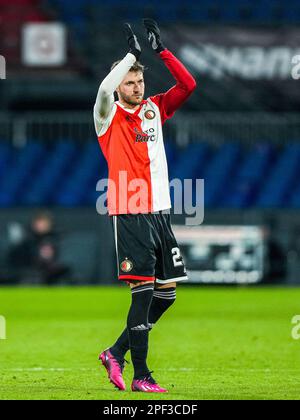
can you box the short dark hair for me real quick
[111,60,145,73]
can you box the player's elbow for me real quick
[187,76,197,93]
[99,85,110,98]
[95,88,111,118]
[180,76,196,95]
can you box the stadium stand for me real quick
[46,0,300,25]
[0,139,300,208]
[2,0,300,69]
[0,0,48,66]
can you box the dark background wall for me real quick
[0,208,299,285]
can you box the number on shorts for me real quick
[172,247,183,267]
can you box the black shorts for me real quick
[111,211,188,285]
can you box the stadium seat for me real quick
[204,143,241,207]
[170,142,209,181]
[55,142,106,206]
[256,143,300,208]
[164,141,178,166]
[0,143,12,181]
[222,143,274,208]
[21,141,78,205]
[1,138,300,209]
[290,186,300,208]
[0,143,45,206]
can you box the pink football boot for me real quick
[99,349,126,391]
[131,372,168,393]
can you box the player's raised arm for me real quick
[143,18,196,122]
[93,24,141,134]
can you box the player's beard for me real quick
[119,91,143,107]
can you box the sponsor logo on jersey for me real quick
[120,258,133,272]
[133,127,156,143]
[144,110,155,120]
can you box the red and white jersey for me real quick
[94,49,196,215]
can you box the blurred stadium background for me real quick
[0,0,300,287]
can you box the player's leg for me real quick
[148,281,177,330]
[149,211,188,329]
[129,278,167,393]
[110,285,177,358]
[109,281,177,357]
[101,282,154,391]
[100,214,157,390]
[109,280,151,362]
[126,280,154,380]
[108,212,179,356]
[109,210,186,360]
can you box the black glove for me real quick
[123,23,141,60]
[143,18,165,53]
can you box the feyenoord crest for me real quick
[144,110,155,120]
[120,258,133,272]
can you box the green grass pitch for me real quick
[0,285,300,400]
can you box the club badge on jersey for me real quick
[120,258,134,272]
[144,110,155,120]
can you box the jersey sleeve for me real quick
[93,52,136,137]
[93,94,115,137]
[150,49,196,125]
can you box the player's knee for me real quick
[127,283,154,330]
[155,281,177,289]
[130,280,155,288]
[153,286,176,307]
